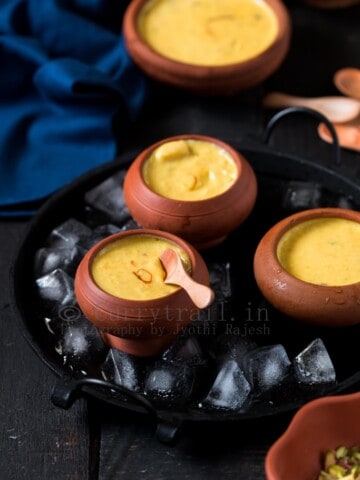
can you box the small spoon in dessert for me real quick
[263,92,360,123]
[334,68,360,100]
[160,248,214,309]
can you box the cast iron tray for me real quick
[11,108,360,442]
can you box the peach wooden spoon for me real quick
[318,121,360,152]
[263,92,360,123]
[160,248,214,309]
[334,68,360,100]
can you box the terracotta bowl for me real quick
[265,391,360,480]
[253,208,360,327]
[123,134,258,250]
[122,0,291,95]
[74,229,210,356]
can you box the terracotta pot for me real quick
[253,208,360,327]
[266,392,360,480]
[122,0,291,95]
[123,134,258,250]
[74,229,210,356]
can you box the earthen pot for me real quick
[74,229,210,356]
[253,208,360,327]
[123,134,258,250]
[266,392,360,480]
[122,0,291,95]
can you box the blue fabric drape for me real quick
[0,0,147,215]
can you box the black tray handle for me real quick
[51,377,182,444]
[262,106,341,167]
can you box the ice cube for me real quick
[144,362,195,402]
[202,359,251,410]
[120,219,141,231]
[36,269,76,306]
[242,344,291,392]
[294,338,336,385]
[55,317,108,371]
[43,303,84,336]
[101,349,144,392]
[337,196,354,210]
[81,224,121,250]
[208,261,232,301]
[188,302,221,339]
[46,219,92,248]
[34,245,85,277]
[162,333,207,366]
[190,264,232,336]
[189,262,233,336]
[283,181,322,211]
[211,333,257,363]
[84,171,131,225]
[93,224,121,237]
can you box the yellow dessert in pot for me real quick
[142,139,238,201]
[277,217,360,286]
[91,235,191,300]
[137,0,279,66]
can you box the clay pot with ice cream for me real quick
[74,229,211,356]
[123,134,257,249]
[123,0,291,94]
[254,208,360,327]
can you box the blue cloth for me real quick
[0,0,147,216]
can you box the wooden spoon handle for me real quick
[318,122,360,152]
[160,248,214,309]
[166,271,215,309]
[262,92,306,109]
[334,68,360,100]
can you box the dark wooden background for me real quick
[1,2,359,479]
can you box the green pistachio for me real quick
[318,446,360,480]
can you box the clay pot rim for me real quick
[85,228,198,308]
[131,133,246,208]
[266,207,360,290]
[123,0,291,76]
[265,391,360,480]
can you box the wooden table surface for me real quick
[1,3,359,479]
